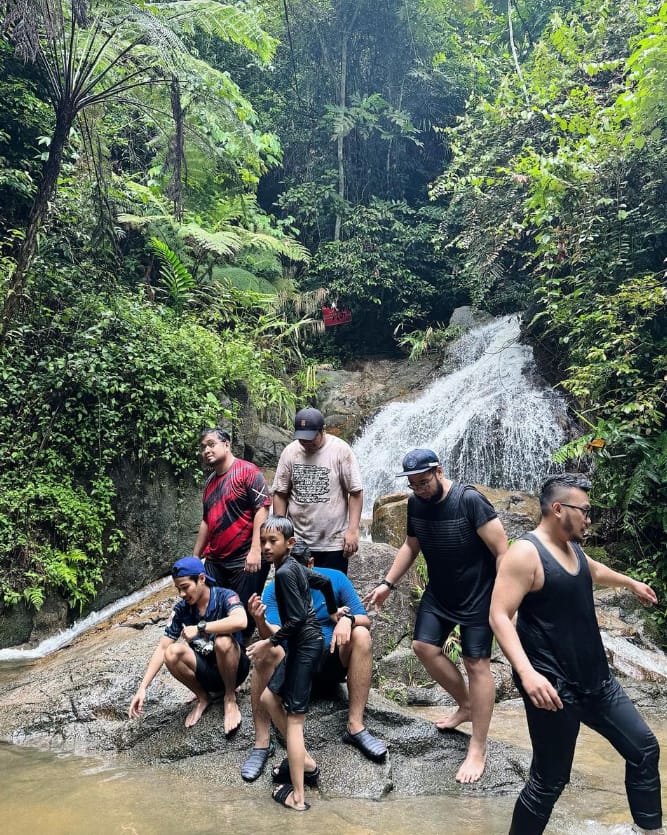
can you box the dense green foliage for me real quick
[0,0,309,611]
[432,0,667,630]
[0,0,665,637]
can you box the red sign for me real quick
[322,305,352,327]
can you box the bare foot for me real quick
[184,697,210,728]
[455,744,487,784]
[223,697,242,737]
[435,707,471,731]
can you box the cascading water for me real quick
[353,314,569,515]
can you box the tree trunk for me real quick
[1,102,74,340]
[334,35,348,242]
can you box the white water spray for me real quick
[353,314,568,514]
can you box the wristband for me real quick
[197,620,207,636]
[341,613,356,626]
[380,579,396,591]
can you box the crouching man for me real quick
[128,556,249,734]
[241,540,387,783]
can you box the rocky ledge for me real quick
[1,539,665,800]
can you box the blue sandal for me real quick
[342,728,388,762]
[241,741,275,782]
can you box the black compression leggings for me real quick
[509,675,662,835]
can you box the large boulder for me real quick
[0,582,527,799]
[370,486,541,548]
[316,357,441,442]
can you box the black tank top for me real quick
[516,532,609,694]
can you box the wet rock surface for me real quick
[0,578,526,800]
[2,540,666,802]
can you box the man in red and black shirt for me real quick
[193,428,272,642]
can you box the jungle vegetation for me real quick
[0,0,665,637]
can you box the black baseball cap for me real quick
[294,407,325,440]
[395,448,440,477]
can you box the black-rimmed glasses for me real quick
[559,502,592,519]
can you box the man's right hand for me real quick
[520,669,563,711]
[362,584,391,613]
[247,593,266,622]
[128,687,146,719]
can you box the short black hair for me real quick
[540,473,591,514]
[200,427,231,443]
[261,515,295,539]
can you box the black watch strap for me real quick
[197,620,207,635]
[380,579,396,591]
[342,612,356,626]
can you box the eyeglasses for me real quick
[408,473,436,491]
[558,502,592,519]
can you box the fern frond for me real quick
[149,237,196,311]
[158,1,277,63]
[179,223,242,258]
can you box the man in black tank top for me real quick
[490,474,663,835]
[365,448,508,784]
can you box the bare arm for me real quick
[245,505,269,572]
[362,535,420,612]
[128,635,174,718]
[343,489,363,556]
[587,557,658,605]
[272,490,288,517]
[477,517,509,567]
[192,519,208,557]
[201,604,248,636]
[490,541,562,711]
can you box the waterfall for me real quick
[353,314,568,515]
[0,576,172,663]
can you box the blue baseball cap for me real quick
[171,556,215,583]
[395,448,440,477]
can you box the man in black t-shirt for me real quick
[364,449,508,784]
[490,474,662,835]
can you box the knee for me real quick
[214,635,235,655]
[522,770,569,813]
[463,656,491,679]
[164,642,186,670]
[260,686,278,712]
[412,639,436,661]
[351,626,372,653]
[630,729,660,776]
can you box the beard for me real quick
[420,479,444,504]
[564,515,585,543]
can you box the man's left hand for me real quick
[343,526,360,557]
[244,545,262,573]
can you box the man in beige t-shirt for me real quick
[272,408,363,574]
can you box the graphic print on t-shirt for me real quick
[292,463,331,504]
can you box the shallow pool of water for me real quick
[2,702,664,835]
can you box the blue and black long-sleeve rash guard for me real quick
[269,555,337,647]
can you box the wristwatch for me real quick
[342,613,356,626]
[197,620,207,636]
[380,578,396,591]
